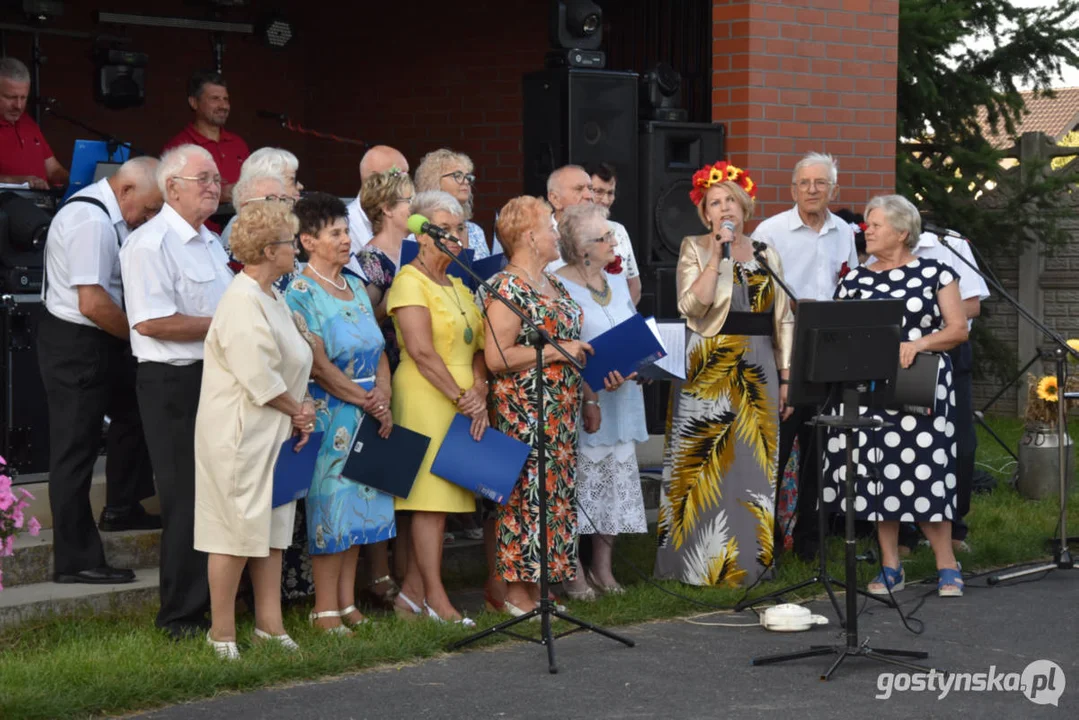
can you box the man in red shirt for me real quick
[162,71,249,202]
[0,57,69,189]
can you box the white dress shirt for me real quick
[120,203,234,364]
[42,178,129,328]
[906,232,990,330]
[752,207,858,301]
[345,197,373,278]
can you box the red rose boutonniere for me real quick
[605,255,624,275]
[839,261,851,280]
[228,259,244,274]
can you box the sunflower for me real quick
[1037,375,1059,402]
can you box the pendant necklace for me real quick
[578,267,611,306]
[508,262,549,293]
[418,256,474,344]
[307,262,347,291]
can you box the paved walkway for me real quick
[138,569,1077,720]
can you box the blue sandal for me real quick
[937,567,964,597]
[867,565,905,595]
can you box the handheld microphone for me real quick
[719,220,736,261]
[407,214,463,247]
[922,221,965,240]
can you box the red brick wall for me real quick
[711,0,900,224]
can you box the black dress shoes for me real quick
[54,566,136,584]
[98,504,163,532]
[162,619,211,641]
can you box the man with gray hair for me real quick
[544,164,594,272]
[752,151,859,561]
[121,144,233,638]
[38,156,163,586]
[0,57,68,188]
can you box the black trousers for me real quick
[949,341,976,541]
[37,312,155,575]
[136,361,209,631]
[776,404,820,550]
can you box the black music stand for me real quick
[751,299,933,680]
[425,235,634,673]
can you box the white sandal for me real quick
[253,628,300,651]
[339,604,371,626]
[394,591,423,620]
[309,609,352,635]
[423,599,476,627]
[206,631,240,661]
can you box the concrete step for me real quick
[0,568,159,627]
[4,527,161,588]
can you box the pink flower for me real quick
[0,567,4,592]
[18,488,33,501]
[12,508,22,530]
[1,535,12,557]
[0,489,13,513]
[28,516,40,537]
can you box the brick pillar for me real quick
[712,0,900,223]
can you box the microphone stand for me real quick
[39,103,147,158]
[927,234,1079,582]
[734,245,895,623]
[431,235,635,672]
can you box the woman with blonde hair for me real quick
[414,148,494,259]
[654,162,794,588]
[195,201,314,659]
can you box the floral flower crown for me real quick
[689,161,757,206]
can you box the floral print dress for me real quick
[482,271,583,583]
[284,274,396,555]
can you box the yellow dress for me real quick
[387,264,484,513]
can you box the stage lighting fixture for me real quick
[94,48,148,110]
[22,0,64,22]
[0,193,51,254]
[547,0,605,68]
[258,16,295,49]
[642,62,688,122]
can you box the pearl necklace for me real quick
[307,262,347,291]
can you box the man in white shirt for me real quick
[587,161,641,304]
[120,144,233,639]
[345,144,409,275]
[37,157,162,586]
[545,164,595,273]
[751,152,859,560]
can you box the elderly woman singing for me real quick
[825,194,967,598]
[194,202,314,659]
[387,191,486,626]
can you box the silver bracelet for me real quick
[584,400,600,407]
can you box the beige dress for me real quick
[194,272,314,557]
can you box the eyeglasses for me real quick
[267,238,299,249]
[243,194,296,207]
[586,230,616,245]
[592,188,616,200]
[395,195,413,205]
[174,173,223,187]
[794,179,833,191]
[441,171,475,185]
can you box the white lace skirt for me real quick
[577,441,648,535]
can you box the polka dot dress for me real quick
[822,258,959,522]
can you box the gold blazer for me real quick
[676,234,795,370]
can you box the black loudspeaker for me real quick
[522,69,639,241]
[638,120,726,265]
[1,296,49,478]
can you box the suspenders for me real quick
[42,195,120,303]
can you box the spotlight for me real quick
[258,16,295,49]
[547,0,605,68]
[642,62,688,122]
[94,48,148,110]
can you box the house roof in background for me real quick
[977,87,1079,148]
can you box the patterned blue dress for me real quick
[284,273,396,554]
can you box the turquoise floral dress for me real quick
[285,274,396,554]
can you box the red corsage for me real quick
[228,260,244,274]
[838,261,851,280]
[604,255,624,275]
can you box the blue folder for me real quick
[342,415,431,499]
[63,139,131,201]
[400,240,475,284]
[472,253,507,287]
[431,414,530,504]
[579,313,667,390]
[272,432,323,507]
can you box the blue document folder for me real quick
[272,432,323,507]
[342,414,431,499]
[431,414,530,504]
[471,253,507,287]
[400,240,475,284]
[579,313,667,390]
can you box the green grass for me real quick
[2,415,1078,720]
